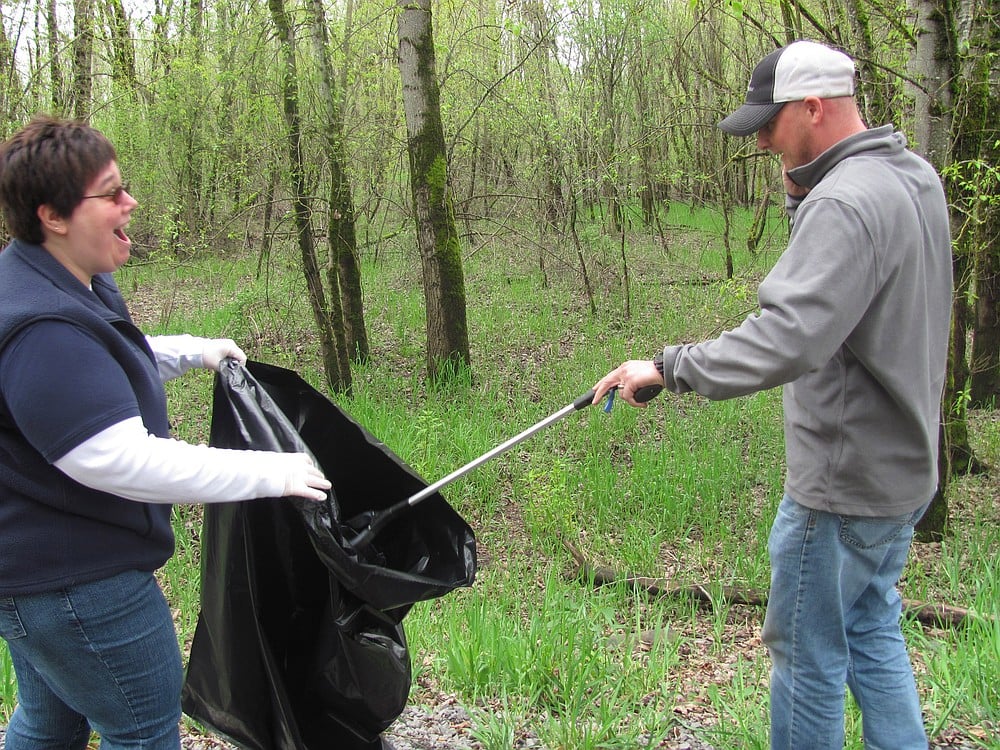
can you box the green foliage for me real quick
[435,569,679,749]
[0,648,14,721]
[0,0,810,339]
[942,158,1000,229]
[703,656,769,749]
[520,460,577,541]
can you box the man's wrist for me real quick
[653,352,664,377]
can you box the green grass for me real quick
[425,567,681,749]
[2,204,998,748]
[0,648,14,716]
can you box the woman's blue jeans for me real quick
[762,494,928,750]
[0,569,182,750]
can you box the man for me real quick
[593,40,950,749]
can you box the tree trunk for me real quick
[568,198,597,316]
[0,5,22,132]
[525,2,567,235]
[946,252,982,471]
[965,0,1000,407]
[907,0,969,539]
[844,0,896,126]
[971,252,1000,406]
[340,0,356,101]
[71,0,94,121]
[189,0,204,59]
[151,0,172,81]
[305,0,369,367]
[397,0,470,381]
[46,0,65,113]
[779,0,803,39]
[943,0,997,443]
[267,0,346,393]
[101,0,139,103]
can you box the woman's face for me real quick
[44,161,138,285]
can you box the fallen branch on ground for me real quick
[562,539,984,629]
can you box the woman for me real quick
[0,116,331,749]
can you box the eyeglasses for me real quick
[82,183,131,203]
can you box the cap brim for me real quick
[717,102,786,136]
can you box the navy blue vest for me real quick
[0,240,175,595]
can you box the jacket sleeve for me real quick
[661,195,878,400]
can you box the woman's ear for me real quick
[36,204,68,237]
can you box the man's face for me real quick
[756,101,815,172]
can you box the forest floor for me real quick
[133,262,991,750]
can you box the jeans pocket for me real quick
[838,513,913,550]
[0,596,27,640]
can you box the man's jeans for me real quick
[0,569,182,750]
[762,495,928,750]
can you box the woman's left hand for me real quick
[202,338,248,371]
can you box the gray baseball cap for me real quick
[718,41,856,137]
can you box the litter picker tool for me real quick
[344,383,662,551]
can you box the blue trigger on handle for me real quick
[603,388,616,413]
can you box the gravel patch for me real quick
[383,701,483,749]
[1,697,717,750]
[1,703,986,750]
[383,699,719,749]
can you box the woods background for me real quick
[1,0,998,532]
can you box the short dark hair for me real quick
[0,115,117,244]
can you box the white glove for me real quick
[278,453,332,502]
[201,338,248,371]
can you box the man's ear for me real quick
[36,204,68,236]
[802,96,824,123]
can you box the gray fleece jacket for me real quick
[660,126,952,517]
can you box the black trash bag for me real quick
[181,360,477,750]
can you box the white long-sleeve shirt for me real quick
[54,335,309,504]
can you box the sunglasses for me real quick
[81,183,131,203]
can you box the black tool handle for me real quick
[573,383,664,410]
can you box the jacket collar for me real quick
[787,125,904,190]
[4,238,126,324]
